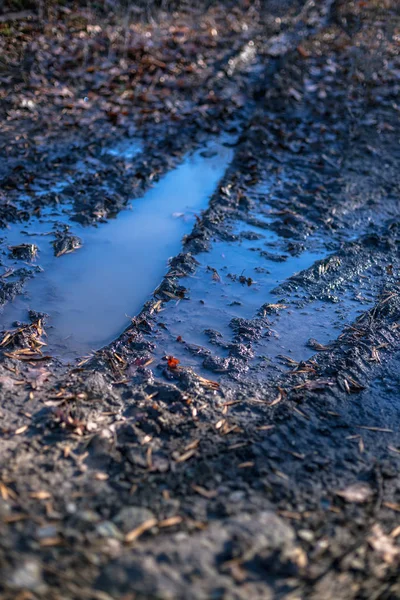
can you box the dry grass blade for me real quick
[40,537,63,547]
[175,448,197,463]
[3,513,27,523]
[30,491,51,500]
[158,516,183,528]
[370,346,381,363]
[0,332,12,347]
[268,387,286,407]
[192,485,218,499]
[195,373,220,389]
[356,426,393,433]
[149,300,163,314]
[390,526,400,538]
[277,355,299,366]
[15,425,28,435]
[294,379,334,391]
[113,352,126,364]
[383,502,400,513]
[125,518,157,543]
[4,351,52,362]
[0,482,17,501]
[76,355,93,367]
[184,439,200,451]
[162,291,184,300]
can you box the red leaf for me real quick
[167,356,180,369]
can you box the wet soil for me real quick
[0,1,400,599]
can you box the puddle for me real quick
[341,351,400,431]
[0,137,235,360]
[149,212,379,378]
[150,228,326,369]
[253,293,375,366]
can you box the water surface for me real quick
[0,137,235,359]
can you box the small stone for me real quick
[229,490,245,503]
[114,506,156,534]
[52,232,82,257]
[9,244,38,261]
[78,510,100,523]
[102,537,122,559]
[83,372,113,399]
[8,559,44,592]
[298,529,314,543]
[36,525,58,540]
[96,521,123,540]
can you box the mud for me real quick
[0,0,399,599]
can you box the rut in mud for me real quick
[0,1,400,599]
[0,135,236,358]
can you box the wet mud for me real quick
[0,0,399,598]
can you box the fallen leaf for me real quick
[15,425,28,435]
[167,356,180,369]
[30,491,51,500]
[368,524,400,565]
[335,482,374,504]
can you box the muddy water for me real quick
[149,214,376,377]
[0,138,234,359]
[149,223,327,368]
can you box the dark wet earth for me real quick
[0,1,400,599]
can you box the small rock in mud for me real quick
[96,521,123,540]
[199,149,218,158]
[240,230,265,241]
[9,244,38,261]
[204,328,224,345]
[7,559,45,592]
[114,506,156,534]
[203,354,230,372]
[82,372,114,400]
[52,231,82,257]
[259,250,288,262]
[259,302,287,315]
[28,309,48,322]
[306,338,330,351]
[230,317,268,342]
[0,280,25,306]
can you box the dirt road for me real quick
[0,1,399,598]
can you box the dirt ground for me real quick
[0,0,400,598]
